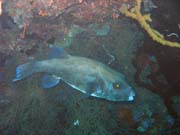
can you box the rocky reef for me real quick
[0,0,180,135]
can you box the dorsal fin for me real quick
[48,46,69,59]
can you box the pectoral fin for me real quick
[86,77,105,98]
[41,74,61,88]
[86,81,99,95]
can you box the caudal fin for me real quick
[13,62,35,82]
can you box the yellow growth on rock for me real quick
[120,0,180,48]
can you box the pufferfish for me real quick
[13,47,135,101]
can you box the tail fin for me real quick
[13,62,36,82]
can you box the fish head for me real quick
[94,72,136,102]
[104,80,135,101]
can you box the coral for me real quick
[120,0,180,47]
[88,23,110,36]
[117,107,136,128]
[63,91,114,135]
[0,75,68,135]
[171,96,180,117]
[136,53,159,85]
[1,1,179,134]
[56,25,85,48]
[55,23,110,48]
[5,0,123,29]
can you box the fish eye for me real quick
[113,82,121,89]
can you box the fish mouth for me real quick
[128,90,135,101]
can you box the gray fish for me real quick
[13,49,135,101]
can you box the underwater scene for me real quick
[0,0,180,135]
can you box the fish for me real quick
[13,47,135,101]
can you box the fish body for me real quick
[13,49,135,101]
